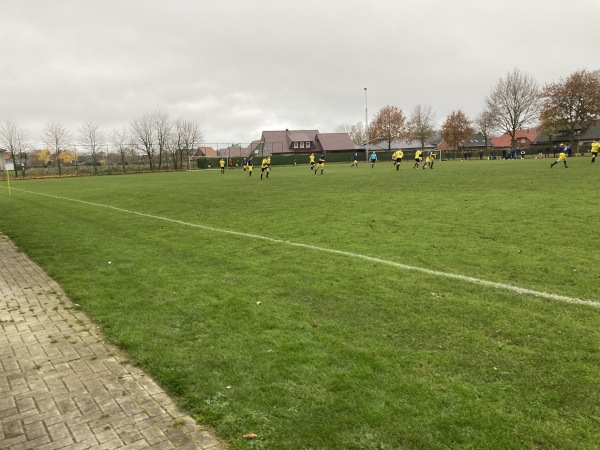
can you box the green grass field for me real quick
[1,158,599,449]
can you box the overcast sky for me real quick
[2,0,599,147]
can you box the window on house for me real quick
[293,142,298,148]
[300,142,305,148]
[305,141,311,148]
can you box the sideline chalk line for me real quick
[11,187,600,309]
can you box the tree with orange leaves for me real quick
[368,105,410,153]
[540,69,600,150]
[440,110,474,151]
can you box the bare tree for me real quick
[333,123,352,134]
[486,68,541,148]
[408,105,436,150]
[474,108,496,152]
[174,118,204,170]
[350,122,367,147]
[153,110,171,170]
[15,125,30,175]
[368,105,410,152]
[540,69,600,150]
[41,121,71,176]
[166,135,178,169]
[0,121,29,178]
[440,110,474,150]
[335,122,366,146]
[79,122,104,174]
[110,127,130,173]
[130,113,156,169]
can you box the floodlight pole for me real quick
[364,87,368,161]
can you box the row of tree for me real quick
[3,68,599,178]
[0,110,205,177]
[337,68,600,152]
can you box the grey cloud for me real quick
[1,0,598,146]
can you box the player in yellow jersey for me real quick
[591,140,599,164]
[219,158,225,174]
[422,152,435,170]
[551,151,568,168]
[414,150,423,168]
[429,151,437,168]
[393,150,404,170]
[309,153,316,170]
[315,154,325,174]
[260,156,270,179]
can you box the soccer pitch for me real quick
[1,158,599,449]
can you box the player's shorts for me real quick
[395,158,402,163]
[592,152,598,157]
[415,158,422,162]
[261,167,267,172]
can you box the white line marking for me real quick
[12,187,600,308]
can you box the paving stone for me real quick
[0,433,27,448]
[137,424,168,446]
[0,396,16,412]
[94,437,125,449]
[0,407,19,420]
[8,435,52,450]
[67,437,101,450]
[35,435,74,449]
[16,396,36,413]
[69,422,95,443]
[24,420,48,440]
[3,418,25,439]
[47,422,71,441]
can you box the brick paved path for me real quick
[0,234,227,449]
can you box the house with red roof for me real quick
[190,146,217,160]
[491,129,539,149]
[256,129,356,156]
[217,142,259,158]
